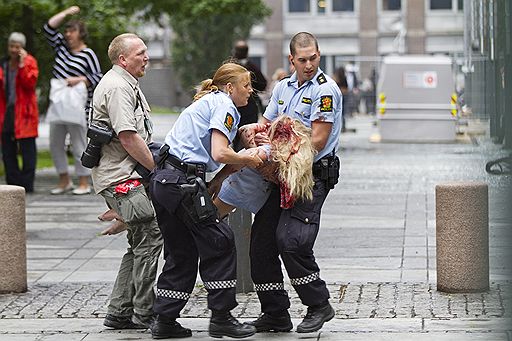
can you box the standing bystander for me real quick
[231,40,267,128]
[0,32,39,193]
[44,5,102,195]
[333,66,348,132]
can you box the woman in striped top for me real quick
[44,5,102,195]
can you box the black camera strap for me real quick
[135,87,153,135]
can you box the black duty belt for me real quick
[163,154,206,181]
[312,150,336,178]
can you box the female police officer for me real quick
[149,62,262,339]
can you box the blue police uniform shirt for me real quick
[264,68,342,161]
[165,91,240,172]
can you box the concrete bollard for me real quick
[228,209,254,293]
[436,182,489,293]
[0,185,27,294]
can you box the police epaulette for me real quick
[316,73,327,85]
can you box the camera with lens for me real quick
[80,121,114,168]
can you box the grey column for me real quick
[406,0,426,54]
[0,185,27,293]
[358,0,378,79]
[436,182,489,293]
[229,209,254,293]
[264,0,285,77]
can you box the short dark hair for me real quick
[233,40,248,60]
[64,20,88,41]
[289,32,319,56]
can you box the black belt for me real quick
[162,154,206,181]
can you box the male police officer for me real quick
[249,32,342,333]
[89,33,163,329]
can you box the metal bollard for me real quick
[436,182,489,293]
[228,208,254,293]
[0,185,27,293]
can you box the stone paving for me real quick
[0,114,511,340]
[0,282,510,320]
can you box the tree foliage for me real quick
[0,0,271,109]
[145,0,271,93]
[0,0,136,111]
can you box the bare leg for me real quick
[100,220,127,235]
[214,197,236,219]
[57,173,72,188]
[98,208,123,222]
[77,175,90,190]
[50,173,74,194]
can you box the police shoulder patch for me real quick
[320,95,333,112]
[316,73,327,85]
[224,112,234,131]
[302,97,312,104]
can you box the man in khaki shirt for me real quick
[91,33,162,330]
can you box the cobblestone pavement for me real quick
[0,282,510,320]
[0,115,511,340]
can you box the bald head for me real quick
[108,33,140,65]
[108,33,148,78]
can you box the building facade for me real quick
[140,0,465,108]
[463,0,511,147]
[249,0,464,80]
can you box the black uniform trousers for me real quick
[1,133,36,193]
[250,176,330,314]
[149,167,238,319]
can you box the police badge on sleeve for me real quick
[320,95,333,112]
[224,113,234,131]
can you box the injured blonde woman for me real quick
[97,115,315,235]
[210,115,317,218]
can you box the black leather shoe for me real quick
[103,314,146,329]
[151,315,192,339]
[209,310,256,338]
[247,311,293,332]
[296,302,335,333]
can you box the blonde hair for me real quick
[108,33,140,64]
[194,62,250,101]
[268,116,316,202]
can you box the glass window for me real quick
[333,0,354,12]
[430,0,452,10]
[457,0,463,11]
[320,56,326,72]
[289,0,310,12]
[248,57,262,70]
[382,0,401,11]
[317,0,327,14]
[334,55,355,69]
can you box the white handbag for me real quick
[46,78,88,126]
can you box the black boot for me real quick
[151,315,192,339]
[296,302,335,333]
[103,314,146,329]
[209,310,256,338]
[247,310,293,332]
